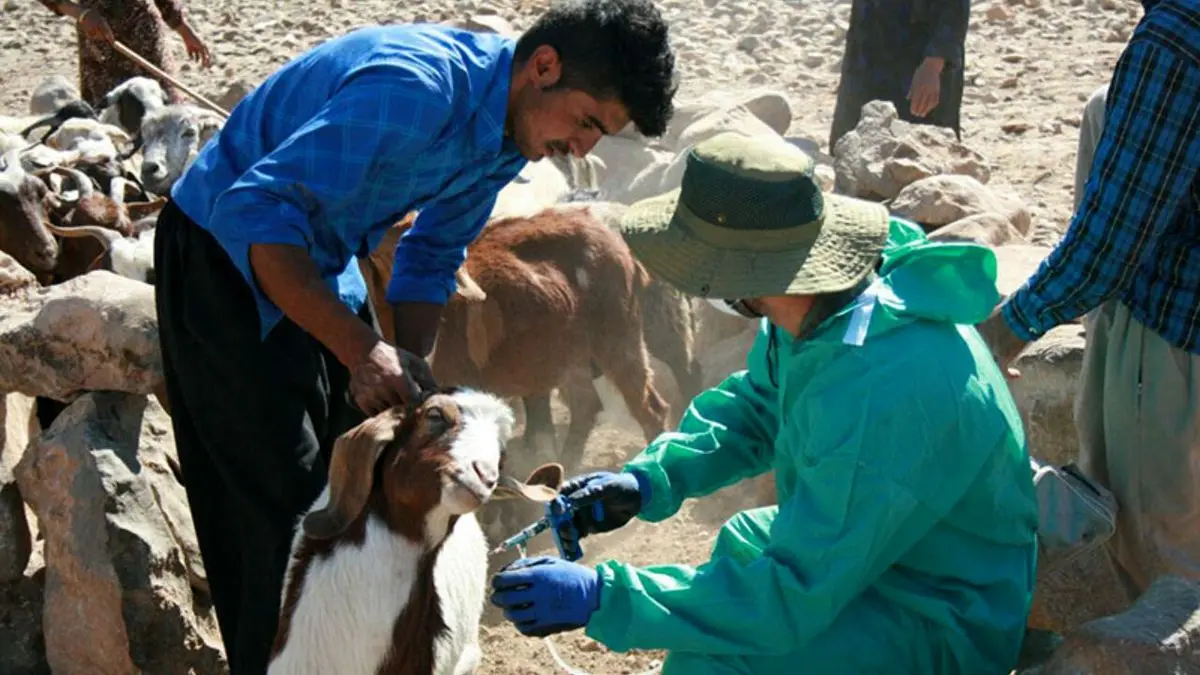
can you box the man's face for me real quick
[507,45,631,161]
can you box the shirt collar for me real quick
[473,37,517,157]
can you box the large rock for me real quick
[833,100,991,201]
[890,174,1033,235]
[0,566,48,675]
[661,89,793,151]
[14,392,224,675]
[0,392,35,583]
[1,250,37,295]
[929,212,1027,247]
[1032,575,1200,674]
[0,271,162,401]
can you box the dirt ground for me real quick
[0,0,1145,672]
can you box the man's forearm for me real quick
[249,243,379,368]
[391,302,445,358]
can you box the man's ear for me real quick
[529,44,563,88]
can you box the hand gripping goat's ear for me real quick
[492,463,565,503]
[302,407,406,540]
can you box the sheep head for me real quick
[140,104,224,196]
[96,76,168,135]
[0,148,59,275]
[301,387,563,543]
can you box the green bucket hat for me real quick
[618,131,890,299]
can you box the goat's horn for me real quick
[49,166,94,199]
[109,177,128,206]
[43,221,123,248]
[18,113,58,138]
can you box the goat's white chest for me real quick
[269,500,488,675]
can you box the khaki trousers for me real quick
[1072,84,1200,599]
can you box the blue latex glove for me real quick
[490,556,600,637]
[558,470,650,539]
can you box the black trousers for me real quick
[153,200,368,674]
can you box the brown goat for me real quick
[0,148,60,281]
[361,204,699,475]
[268,386,563,675]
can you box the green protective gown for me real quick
[584,218,1039,674]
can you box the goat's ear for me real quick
[301,407,407,540]
[493,462,564,503]
[454,265,486,303]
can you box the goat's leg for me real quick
[593,335,670,445]
[560,367,603,472]
[520,394,558,469]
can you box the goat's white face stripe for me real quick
[443,390,514,500]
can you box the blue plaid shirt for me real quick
[1003,0,1199,352]
[171,24,528,339]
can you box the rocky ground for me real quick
[0,0,1152,673]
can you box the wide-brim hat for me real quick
[617,131,890,300]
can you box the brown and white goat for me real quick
[0,148,60,279]
[268,387,562,675]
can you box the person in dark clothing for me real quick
[829,0,970,151]
[153,1,677,672]
[37,0,212,106]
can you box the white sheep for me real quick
[138,103,224,196]
[96,76,169,135]
[266,388,563,675]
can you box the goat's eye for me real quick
[425,407,446,428]
[181,127,197,139]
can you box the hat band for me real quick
[672,198,822,252]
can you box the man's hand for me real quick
[249,243,438,413]
[558,471,647,538]
[490,556,600,638]
[347,341,437,416]
[975,301,1028,380]
[907,57,944,118]
[78,8,114,44]
[177,21,213,69]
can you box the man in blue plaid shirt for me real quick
[152,1,677,671]
[979,0,1198,602]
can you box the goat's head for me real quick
[0,148,59,274]
[139,104,223,196]
[301,387,563,543]
[96,76,168,135]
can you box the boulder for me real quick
[833,100,991,201]
[662,89,793,150]
[1032,575,1200,674]
[14,392,224,675]
[890,174,1032,235]
[0,271,162,401]
[929,212,1027,247]
[0,392,35,583]
[0,250,37,295]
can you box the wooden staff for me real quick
[109,38,230,118]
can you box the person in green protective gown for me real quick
[489,131,1039,675]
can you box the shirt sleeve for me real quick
[205,62,453,299]
[1002,34,1200,341]
[587,350,983,655]
[622,320,780,522]
[385,158,526,305]
[922,0,969,64]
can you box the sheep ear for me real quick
[302,407,407,540]
[493,462,564,503]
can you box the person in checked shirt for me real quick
[978,0,1199,603]
[153,1,677,672]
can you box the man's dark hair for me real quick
[514,0,677,137]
